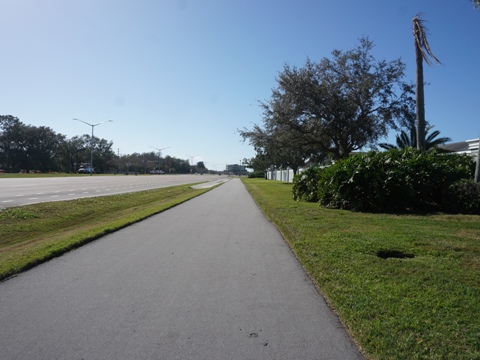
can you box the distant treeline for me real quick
[0,115,197,174]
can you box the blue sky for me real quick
[1,0,479,170]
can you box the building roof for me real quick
[439,138,478,155]
[439,141,469,153]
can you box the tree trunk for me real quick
[475,138,480,183]
[292,165,299,176]
[415,35,426,151]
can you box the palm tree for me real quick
[412,14,441,151]
[471,2,480,181]
[379,125,451,151]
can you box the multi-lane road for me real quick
[0,174,228,208]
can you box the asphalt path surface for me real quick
[0,178,364,359]
[0,174,227,208]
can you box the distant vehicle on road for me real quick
[78,166,94,174]
[150,169,165,174]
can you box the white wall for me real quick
[266,168,304,183]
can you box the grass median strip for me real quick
[0,184,210,281]
[242,178,480,360]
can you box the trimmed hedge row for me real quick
[292,149,478,213]
[443,180,480,214]
[248,171,265,178]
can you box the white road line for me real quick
[1,200,13,203]
[50,195,59,198]
[29,197,39,200]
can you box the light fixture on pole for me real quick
[73,118,113,176]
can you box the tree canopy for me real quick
[0,115,206,174]
[239,117,314,174]
[0,115,66,172]
[241,37,414,169]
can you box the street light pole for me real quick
[150,146,170,172]
[186,155,199,174]
[73,118,113,176]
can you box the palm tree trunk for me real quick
[414,26,426,150]
[413,14,440,151]
[475,138,480,183]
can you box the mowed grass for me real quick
[0,184,210,280]
[242,178,480,360]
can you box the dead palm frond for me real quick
[412,13,441,151]
[412,14,441,66]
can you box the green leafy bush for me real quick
[248,171,265,178]
[443,180,480,214]
[292,166,323,202]
[318,149,475,212]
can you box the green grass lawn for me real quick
[242,178,480,360]
[0,184,210,280]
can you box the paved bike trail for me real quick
[0,178,364,359]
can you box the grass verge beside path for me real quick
[0,184,211,281]
[242,178,480,360]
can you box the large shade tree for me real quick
[239,104,317,175]
[0,115,24,171]
[243,153,271,173]
[242,37,414,164]
[0,115,117,173]
[0,115,65,172]
[23,125,66,172]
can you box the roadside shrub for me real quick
[248,171,265,178]
[292,167,323,202]
[318,151,411,212]
[318,148,475,212]
[443,180,480,214]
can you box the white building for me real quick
[440,138,479,158]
